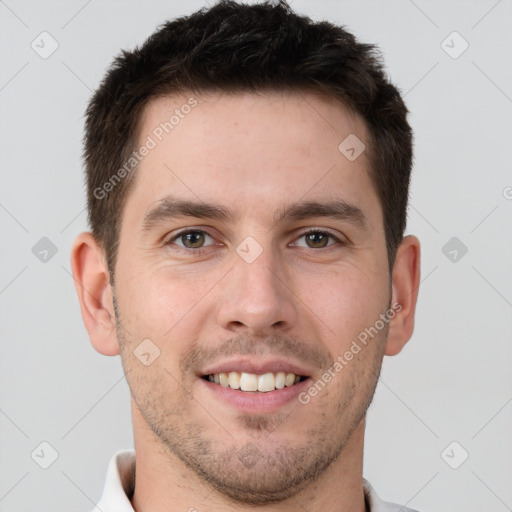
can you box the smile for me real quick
[202,371,307,392]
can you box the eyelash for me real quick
[164,228,344,255]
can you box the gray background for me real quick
[1,0,511,510]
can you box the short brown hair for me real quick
[83,0,413,278]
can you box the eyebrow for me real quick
[141,194,368,233]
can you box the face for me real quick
[113,91,391,503]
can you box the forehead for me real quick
[124,90,380,228]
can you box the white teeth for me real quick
[275,371,286,389]
[240,372,258,391]
[257,373,275,392]
[228,371,241,389]
[219,372,229,387]
[207,371,303,392]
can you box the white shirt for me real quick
[92,450,420,512]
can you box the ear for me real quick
[385,235,421,356]
[70,232,119,356]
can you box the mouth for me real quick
[202,371,308,392]
[197,359,314,413]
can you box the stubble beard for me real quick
[113,294,386,505]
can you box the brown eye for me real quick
[180,231,206,248]
[167,230,215,251]
[304,231,330,248]
[294,230,340,249]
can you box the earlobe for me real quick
[70,232,120,356]
[385,235,421,356]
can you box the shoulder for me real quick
[363,479,421,512]
[91,449,136,512]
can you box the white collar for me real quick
[92,449,419,512]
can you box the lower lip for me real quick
[199,378,311,414]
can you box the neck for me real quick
[130,398,367,512]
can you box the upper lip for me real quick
[199,357,314,378]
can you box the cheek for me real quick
[301,263,388,321]
[116,263,217,340]
[295,262,390,361]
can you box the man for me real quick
[71,1,421,510]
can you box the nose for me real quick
[216,244,298,337]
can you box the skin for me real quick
[71,90,420,512]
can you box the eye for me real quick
[293,229,341,249]
[164,228,343,255]
[166,229,215,251]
